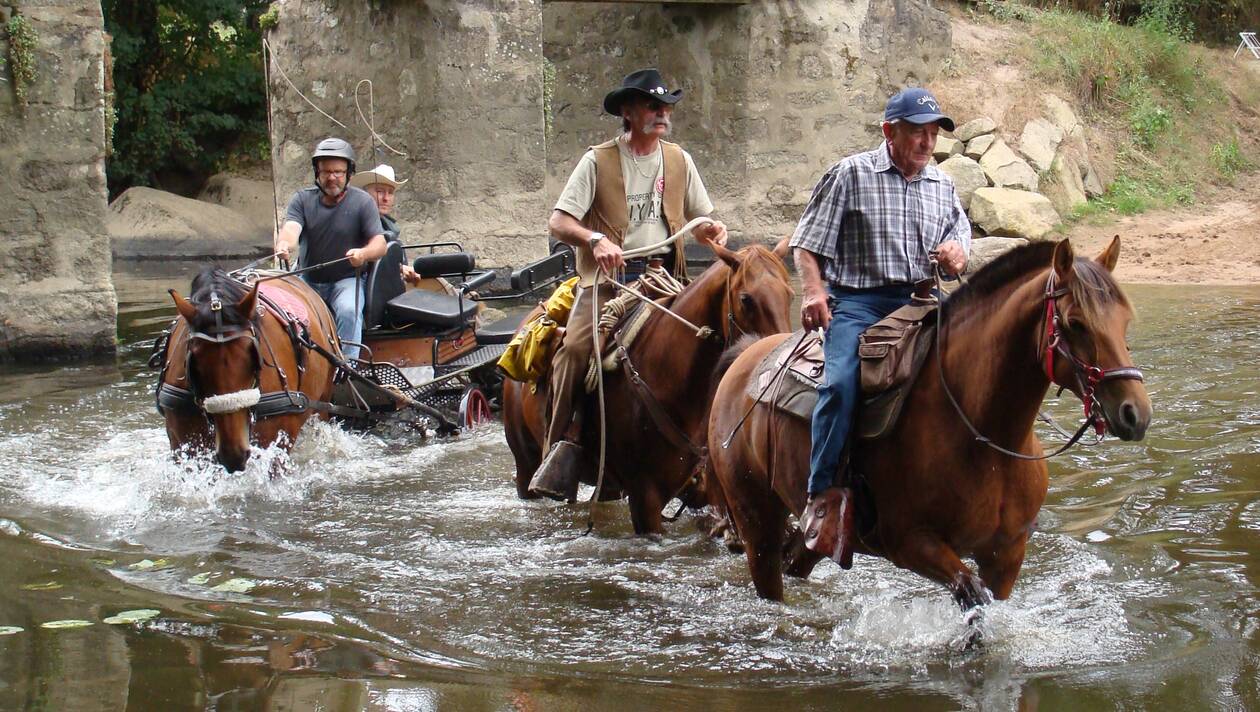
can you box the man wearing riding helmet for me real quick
[275,138,386,360]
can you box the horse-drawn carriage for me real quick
[151,241,574,470]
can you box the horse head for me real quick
[1045,236,1151,441]
[705,238,794,341]
[169,267,261,472]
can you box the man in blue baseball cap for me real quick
[790,87,972,564]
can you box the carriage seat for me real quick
[476,312,527,345]
[385,290,478,330]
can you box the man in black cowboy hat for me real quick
[529,68,728,500]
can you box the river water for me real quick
[1,262,1258,710]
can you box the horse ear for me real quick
[772,236,791,259]
[1094,234,1121,273]
[170,289,197,323]
[1052,239,1076,284]
[708,239,744,270]
[237,285,259,318]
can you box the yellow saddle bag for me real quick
[497,276,580,382]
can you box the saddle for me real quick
[748,298,938,440]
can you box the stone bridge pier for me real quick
[0,0,116,362]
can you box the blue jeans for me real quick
[807,284,913,495]
[304,275,365,360]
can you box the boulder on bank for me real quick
[1042,152,1089,215]
[108,187,271,259]
[1019,118,1064,173]
[965,133,995,160]
[969,187,1060,241]
[967,236,1029,274]
[197,174,277,233]
[934,136,963,162]
[979,140,1040,192]
[956,117,997,142]
[938,155,988,209]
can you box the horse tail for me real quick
[711,334,761,392]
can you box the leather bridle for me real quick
[1039,271,1145,437]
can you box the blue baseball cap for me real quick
[883,88,955,132]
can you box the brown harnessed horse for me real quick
[707,238,1152,618]
[502,240,793,534]
[154,267,340,472]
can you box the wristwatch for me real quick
[587,232,606,248]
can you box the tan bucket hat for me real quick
[350,164,408,189]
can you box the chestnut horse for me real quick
[502,240,793,534]
[156,267,339,471]
[708,238,1152,607]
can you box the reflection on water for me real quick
[1,275,1259,710]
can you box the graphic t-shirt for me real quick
[554,136,714,254]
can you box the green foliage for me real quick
[1210,139,1251,182]
[258,4,279,32]
[1022,0,1260,45]
[5,13,38,111]
[1127,97,1171,149]
[103,0,271,197]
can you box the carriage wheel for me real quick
[459,385,492,428]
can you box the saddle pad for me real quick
[746,330,824,422]
[258,282,311,327]
[747,318,937,440]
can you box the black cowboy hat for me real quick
[603,68,683,116]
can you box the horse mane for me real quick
[945,241,1129,330]
[738,244,791,284]
[187,265,252,328]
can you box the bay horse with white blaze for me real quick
[502,239,793,534]
[708,237,1152,607]
[156,267,339,472]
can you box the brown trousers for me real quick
[543,282,615,453]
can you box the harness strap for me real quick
[614,342,707,460]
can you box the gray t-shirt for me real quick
[285,186,384,282]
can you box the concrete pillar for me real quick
[0,1,116,362]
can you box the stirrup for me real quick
[528,441,583,502]
[801,487,855,569]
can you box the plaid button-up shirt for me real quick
[789,142,972,289]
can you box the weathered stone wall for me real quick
[0,1,116,361]
[266,0,547,268]
[266,0,950,266]
[544,0,952,245]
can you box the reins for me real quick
[931,263,1144,460]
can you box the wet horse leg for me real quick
[974,533,1030,601]
[626,474,666,536]
[895,532,993,610]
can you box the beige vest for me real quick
[576,138,688,285]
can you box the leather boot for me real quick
[528,440,582,502]
[801,486,855,569]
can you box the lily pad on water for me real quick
[21,582,62,591]
[128,559,169,571]
[0,626,24,636]
[211,578,257,594]
[40,619,93,629]
[186,572,212,585]
[103,609,161,625]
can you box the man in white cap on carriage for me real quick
[529,67,729,500]
[351,163,429,287]
[351,163,408,242]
